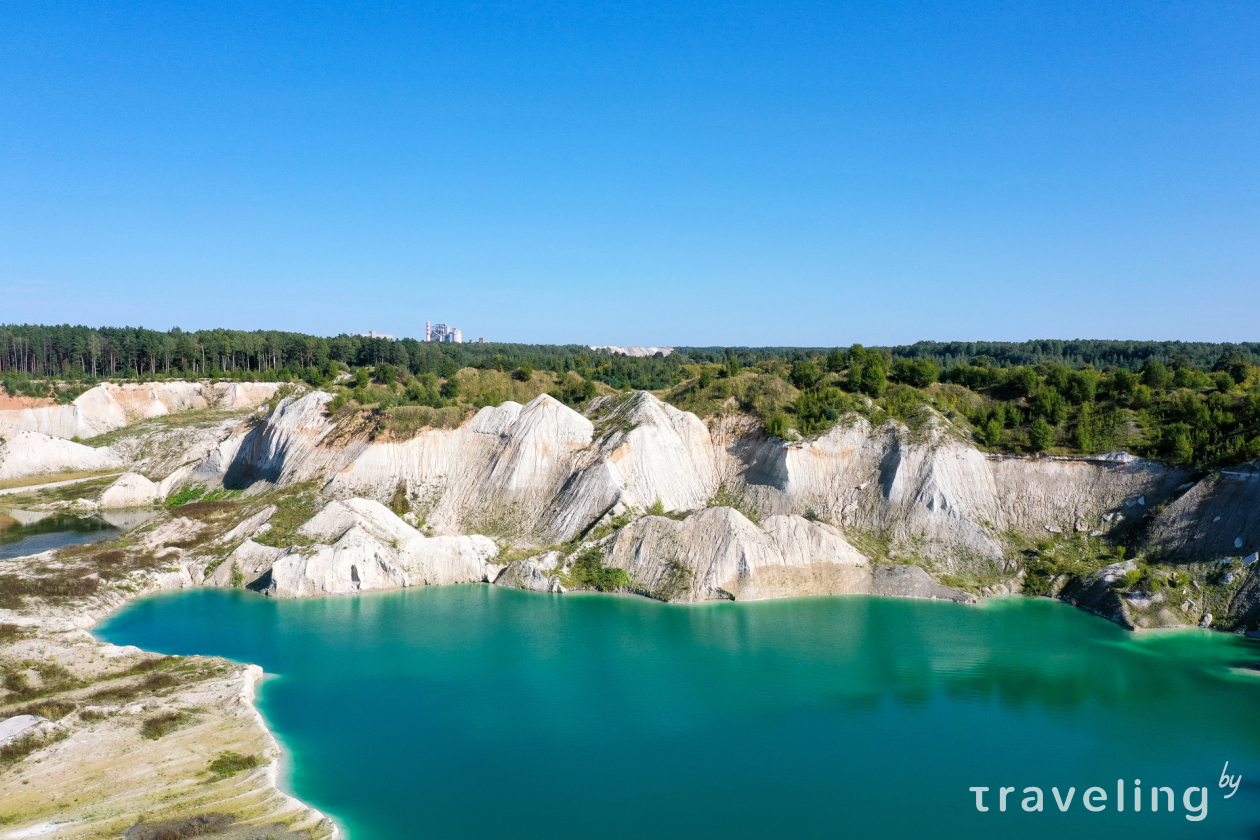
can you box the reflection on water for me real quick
[98,586,1260,840]
[0,510,157,560]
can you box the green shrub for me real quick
[564,548,630,592]
[1029,417,1054,451]
[763,411,788,438]
[208,750,260,778]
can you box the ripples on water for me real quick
[98,586,1260,840]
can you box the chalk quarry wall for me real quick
[4,381,1259,621]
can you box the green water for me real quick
[97,586,1260,840]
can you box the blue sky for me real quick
[2,1,1257,346]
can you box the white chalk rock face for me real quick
[212,382,283,410]
[324,395,596,542]
[494,551,565,593]
[218,392,350,488]
[99,472,159,508]
[594,392,719,511]
[605,507,869,602]
[265,498,500,597]
[0,431,124,480]
[211,540,288,588]
[0,715,45,745]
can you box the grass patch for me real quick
[82,409,230,446]
[0,660,84,700]
[651,560,694,601]
[78,708,111,723]
[845,529,896,563]
[87,671,180,703]
[0,476,121,507]
[172,500,241,520]
[0,623,28,642]
[251,484,323,548]
[166,486,241,510]
[0,729,68,765]
[707,482,761,524]
[0,470,122,492]
[207,750,260,778]
[118,655,181,676]
[0,571,100,610]
[1016,532,1128,596]
[10,698,77,721]
[139,710,188,739]
[379,405,468,439]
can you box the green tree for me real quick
[1005,366,1039,397]
[892,357,939,388]
[789,360,820,390]
[374,363,397,385]
[824,348,846,373]
[860,356,887,397]
[1031,387,1067,425]
[1064,369,1100,404]
[515,362,534,382]
[727,356,741,378]
[982,418,1002,447]
[698,367,713,388]
[1172,429,1195,463]
[1029,417,1054,452]
[1213,351,1252,385]
[1075,401,1100,453]
[1141,360,1169,390]
[1111,368,1137,400]
[440,377,460,399]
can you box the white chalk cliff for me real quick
[5,379,1256,617]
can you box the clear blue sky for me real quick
[2,2,1257,346]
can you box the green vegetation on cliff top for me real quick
[4,325,1260,468]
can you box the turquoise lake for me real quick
[97,586,1260,840]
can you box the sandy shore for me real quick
[0,570,338,839]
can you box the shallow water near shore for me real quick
[98,586,1260,840]
[0,514,121,559]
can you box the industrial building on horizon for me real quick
[426,321,487,343]
[426,322,461,343]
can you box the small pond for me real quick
[0,510,157,560]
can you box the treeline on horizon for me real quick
[3,323,1260,469]
[3,323,1257,384]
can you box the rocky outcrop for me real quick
[99,472,160,508]
[598,506,969,604]
[1142,464,1260,562]
[200,499,501,598]
[1226,563,1260,631]
[733,417,1192,572]
[0,431,125,480]
[493,553,565,593]
[1059,560,1137,627]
